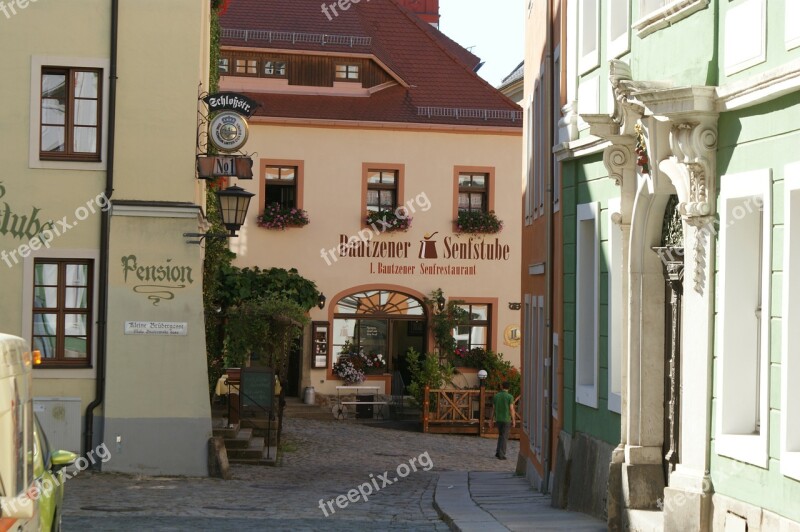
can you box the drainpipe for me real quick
[84,0,118,460]
[542,0,555,494]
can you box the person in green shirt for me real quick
[489,381,516,460]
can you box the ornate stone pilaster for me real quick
[658,119,718,293]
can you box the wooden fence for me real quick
[421,385,522,439]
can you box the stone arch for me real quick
[626,172,679,463]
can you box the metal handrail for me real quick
[417,106,523,122]
[221,28,372,47]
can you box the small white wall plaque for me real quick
[124,321,188,336]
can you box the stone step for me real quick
[227,445,266,460]
[223,428,253,449]
[626,509,664,532]
[228,446,278,466]
[240,418,277,429]
[212,420,239,439]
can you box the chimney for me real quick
[396,0,440,27]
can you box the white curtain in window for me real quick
[640,0,665,17]
[73,72,98,153]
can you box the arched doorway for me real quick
[332,289,427,389]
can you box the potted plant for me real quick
[365,208,412,232]
[257,203,310,230]
[451,346,470,367]
[455,210,503,234]
[332,356,365,385]
[363,351,386,375]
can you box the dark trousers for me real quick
[495,421,510,458]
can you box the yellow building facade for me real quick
[228,123,522,397]
[219,0,523,399]
[0,0,213,475]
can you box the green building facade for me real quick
[554,0,800,529]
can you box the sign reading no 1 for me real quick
[214,157,235,176]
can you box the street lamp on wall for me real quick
[184,185,255,244]
[216,185,255,236]
[436,293,446,313]
[317,293,326,310]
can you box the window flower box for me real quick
[455,210,503,234]
[257,203,310,230]
[365,208,412,232]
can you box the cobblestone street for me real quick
[62,418,519,531]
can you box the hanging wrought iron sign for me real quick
[197,91,258,178]
[202,92,259,117]
[208,111,249,153]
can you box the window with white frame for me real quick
[535,296,545,454]
[552,334,559,417]
[782,162,800,480]
[526,296,537,452]
[576,202,599,408]
[787,1,800,50]
[608,198,622,413]
[724,0,766,76]
[529,295,544,455]
[21,249,99,378]
[537,72,545,216]
[608,0,630,58]
[716,169,771,467]
[523,295,532,433]
[577,75,599,131]
[532,82,541,220]
[553,51,561,212]
[30,56,109,171]
[578,0,599,74]
[526,93,535,224]
[32,259,93,367]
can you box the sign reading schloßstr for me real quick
[203,92,260,117]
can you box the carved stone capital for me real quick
[603,144,635,187]
[659,121,718,223]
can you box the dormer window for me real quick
[335,64,360,81]
[264,60,287,77]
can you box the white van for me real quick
[0,333,39,531]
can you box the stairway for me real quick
[212,416,278,466]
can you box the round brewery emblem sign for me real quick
[209,111,249,153]
[503,324,521,348]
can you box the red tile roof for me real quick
[395,0,440,26]
[220,0,521,128]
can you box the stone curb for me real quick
[433,471,509,532]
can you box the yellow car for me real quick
[0,332,77,532]
[31,414,78,532]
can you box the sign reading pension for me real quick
[124,321,188,336]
